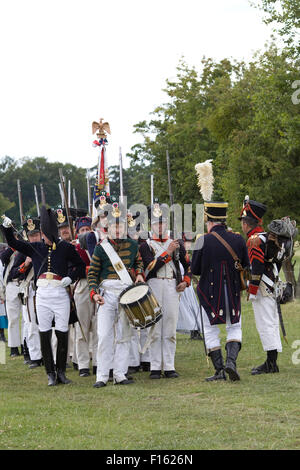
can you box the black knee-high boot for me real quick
[55,330,71,384]
[205,349,226,382]
[225,341,241,381]
[39,330,56,386]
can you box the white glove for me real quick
[2,216,12,228]
[249,294,257,301]
[60,276,72,288]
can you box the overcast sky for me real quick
[0,0,273,171]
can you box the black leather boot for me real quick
[0,329,6,342]
[55,330,71,384]
[225,341,241,381]
[205,349,226,382]
[10,347,20,357]
[39,330,56,386]
[251,350,279,375]
[23,339,31,365]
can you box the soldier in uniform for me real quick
[0,229,23,357]
[1,207,86,386]
[240,198,288,375]
[88,202,144,388]
[139,201,191,379]
[73,216,98,377]
[16,217,43,368]
[191,202,249,382]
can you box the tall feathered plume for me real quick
[195,159,214,201]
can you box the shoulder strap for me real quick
[211,231,239,262]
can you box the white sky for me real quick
[0,0,273,171]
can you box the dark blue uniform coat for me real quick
[191,225,249,325]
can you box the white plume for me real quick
[195,159,214,201]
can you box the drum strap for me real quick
[100,239,133,285]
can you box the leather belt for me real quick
[38,273,62,281]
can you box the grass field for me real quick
[0,250,300,450]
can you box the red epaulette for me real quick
[247,234,262,249]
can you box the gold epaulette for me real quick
[247,234,261,249]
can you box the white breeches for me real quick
[129,328,150,367]
[251,288,282,352]
[147,278,179,372]
[36,285,70,333]
[202,306,242,351]
[5,281,22,347]
[96,280,132,384]
[22,285,41,360]
[74,278,98,369]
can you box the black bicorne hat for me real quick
[40,206,59,244]
[239,197,267,224]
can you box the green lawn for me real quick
[0,293,300,450]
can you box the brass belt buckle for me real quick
[46,273,54,280]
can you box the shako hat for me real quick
[204,201,228,222]
[22,217,41,235]
[148,198,169,224]
[239,196,267,225]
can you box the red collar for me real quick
[247,226,264,239]
[151,236,169,243]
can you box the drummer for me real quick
[87,201,144,388]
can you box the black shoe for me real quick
[150,370,161,379]
[93,381,106,388]
[127,366,140,374]
[56,370,72,385]
[10,347,20,357]
[205,369,226,382]
[205,349,226,382]
[29,359,43,369]
[252,350,279,375]
[114,379,134,385]
[190,330,203,340]
[224,341,241,381]
[140,361,150,372]
[23,355,31,365]
[79,368,90,377]
[164,370,179,378]
[47,372,57,386]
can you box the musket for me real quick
[40,184,46,206]
[58,183,65,207]
[59,169,75,240]
[119,147,124,204]
[73,188,78,209]
[277,298,288,344]
[34,185,40,217]
[68,180,71,208]
[17,179,25,224]
[86,170,92,217]
[150,174,154,205]
[166,149,181,284]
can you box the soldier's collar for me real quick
[247,226,265,238]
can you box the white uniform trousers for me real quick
[5,281,23,347]
[96,280,132,384]
[74,279,98,370]
[129,328,150,367]
[251,287,282,352]
[22,285,41,360]
[147,278,179,372]
[202,305,242,352]
[36,284,70,332]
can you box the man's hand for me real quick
[166,240,180,256]
[176,281,187,293]
[135,274,144,284]
[1,216,12,228]
[92,294,105,305]
[24,257,32,267]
